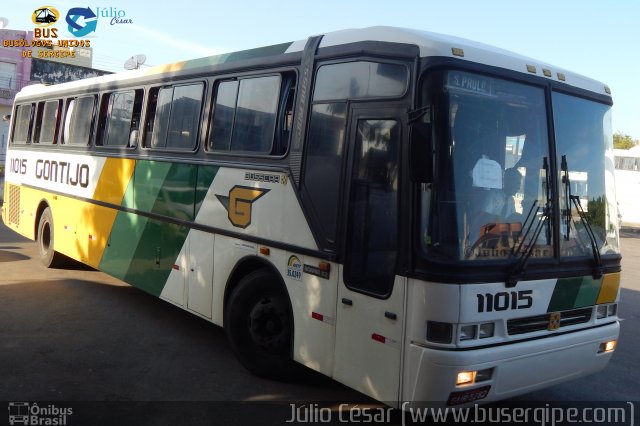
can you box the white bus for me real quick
[2,27,621,406]
[614,147,640,227]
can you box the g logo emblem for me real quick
[217,186,269,228]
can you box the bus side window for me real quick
[165,83,203,150]
[302,102,347,246]
[37,100,62,144]
[129,90,144,147]
[144,89,159,148]
[145,83,203,150]
[11,104,34,144]
[62,96,96,145]
[210,80,239,151]
[273,74,296,156]
[344,119,399,296]
[210,75,282,155]
[97,89,143,148]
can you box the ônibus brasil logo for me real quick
[8,402,73,425]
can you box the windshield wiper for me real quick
[570,195,604,277]
[561,155,571,240]
[563,157,604,278]
[506,157,552,287]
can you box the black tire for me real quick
[37,207,65,268]
[224,269,296,380]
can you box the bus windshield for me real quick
[420,70,619,263]
[553,92,620,257]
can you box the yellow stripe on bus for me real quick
[6,160,136,268]
[93,158,136,204]
[596,272,621,304]
[78,158,136,268]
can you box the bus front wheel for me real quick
[224,269,296,380]
[37,207,65,268]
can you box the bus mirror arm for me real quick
[409,122,433,183]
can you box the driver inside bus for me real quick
[480,167,522,219]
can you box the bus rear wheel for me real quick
[224,269,296,380]
[37,207,65,268]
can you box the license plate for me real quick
[447,385,491,406]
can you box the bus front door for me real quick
[333,107,406,403]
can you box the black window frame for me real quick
[302,101,348,247]
[10,103,34,144]
[312,60,410,102]
[96,88,145,149]
[207,71,296,158]
[143,80,206,153]
[299,58,411,253]
[33,99,62,145]
[343,117,401,298]
[410,59,620,285]
[61,95,97,146]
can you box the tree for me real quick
[613,132,638,149]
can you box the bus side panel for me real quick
[99,161,218,297]
[209,234,338,376]
[288,254,338,376]
[195,167,317,250]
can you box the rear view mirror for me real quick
[409,122,433,183]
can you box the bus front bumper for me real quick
[402,321,619,405]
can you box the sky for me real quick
[2,0,639,139]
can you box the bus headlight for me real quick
[457,322,496,342]
[598,340,616,353]
[479,322,495,339]
[459,325,477,341]
[456,371,476,386]
[456,368,494,386]
[596,305,607,319]
[597,303,617,319]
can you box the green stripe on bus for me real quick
[195,165,218,215]
[100,212,149,282]
[125,219,189,296]
[572,276,602,308]
[132,161,173,214]
[99,161,219,296]
[547,277,583,312]
[547,276,603,312]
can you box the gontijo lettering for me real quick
[35,159,90,188]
